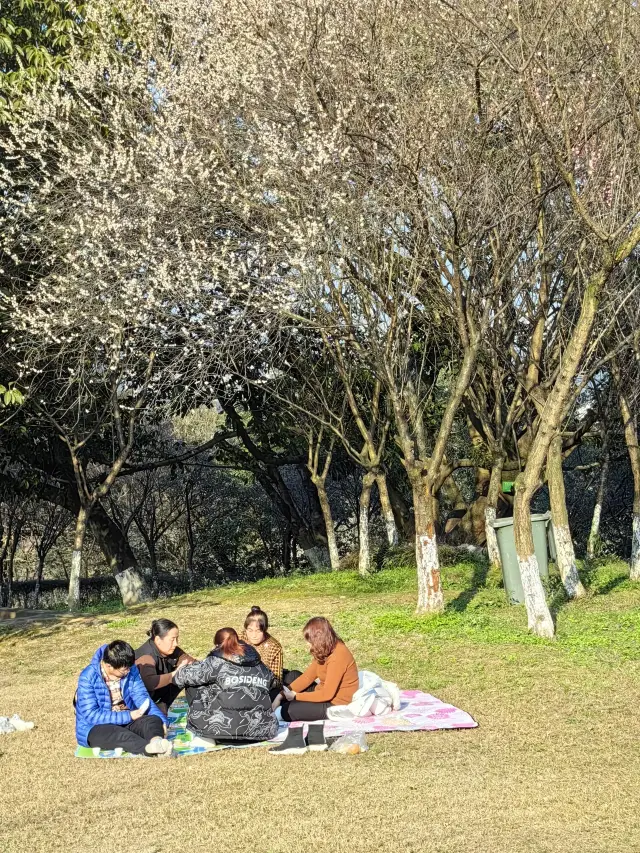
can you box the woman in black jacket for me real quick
[172,627,278,744]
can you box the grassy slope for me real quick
[1,558,639,853]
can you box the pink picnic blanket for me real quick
[280,689,478,740]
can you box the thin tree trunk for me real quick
[282,524,291,574]
[358,472,375,576]
[315,482,340,571]
[69,506,89,610]
[148,541,159,596]
[185,485,197,591]
[0,521,5,607]
[412,475,444,613]
[376,472,398,546]
[547,435,586,598]
[33,553,46,607]
[587,437,610,561]
[6,520,21,610]
[616,378,640,580]
[485,453,504,572]
[254,466,329,569]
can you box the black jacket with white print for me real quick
[173,643,278,742]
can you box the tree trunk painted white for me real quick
[552,523,583,598]
[516,552,555,638]
[485,455,504,571]
[485,506,501,571]
[114,568,151,606]
[513,489,554,638]
[68,506,88,610]
[376,473,398,546]
[412,483,444,613]
[358,473,375,576]
[587,446,609,560]
[631,513,640,581]
[316,482,340,571]
[547,436,585,598]
[302,545,329,570]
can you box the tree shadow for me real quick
[0,611,97,644]
[446,558,490,613]
[548,587,569,624]
[590,575,630,596]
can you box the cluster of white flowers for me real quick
[0,0,637,441]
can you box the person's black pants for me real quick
[280,699,332,722]
[278,672,332,722]
[153,683,198,715]
[87,715,164,755]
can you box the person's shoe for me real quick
[188,734,218,749]
[306,722,328,752]
[8,715,34,732]
[268,725,307,755]
[145,736,172,756]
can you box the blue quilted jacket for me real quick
[75,644,166,746]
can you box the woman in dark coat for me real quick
[135,619,197,714]
[172,627,278,744]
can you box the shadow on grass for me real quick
[590,575,630,596]
[547,565,632,625]
[0,613,94,644]
[446,559,490,613]
[548,588,569,625]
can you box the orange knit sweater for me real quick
[289,641,358,705]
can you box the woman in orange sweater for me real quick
[269,617,358,754]
[276,617,358,722]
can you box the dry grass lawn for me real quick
[1,558,640,853]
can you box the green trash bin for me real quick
[489,512,551,605]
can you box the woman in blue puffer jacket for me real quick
[75,640,169,756]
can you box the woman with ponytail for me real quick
[172,627,278,744]
[135,619,197,714]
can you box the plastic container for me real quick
[489,512,551,605]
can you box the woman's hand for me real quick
[282,685,296,701]
[173,658,192,679]
[271,694,282,711]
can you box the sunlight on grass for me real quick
[2,555,640,853]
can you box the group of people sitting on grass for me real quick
[75,607,358,757]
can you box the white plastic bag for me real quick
[329,732,369,755]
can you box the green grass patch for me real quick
[104,616,139,629]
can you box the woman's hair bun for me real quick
[250,605,262,614]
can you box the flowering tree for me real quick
[3,0,639,628]
[0,0,287,606]
[436,0,640,635]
